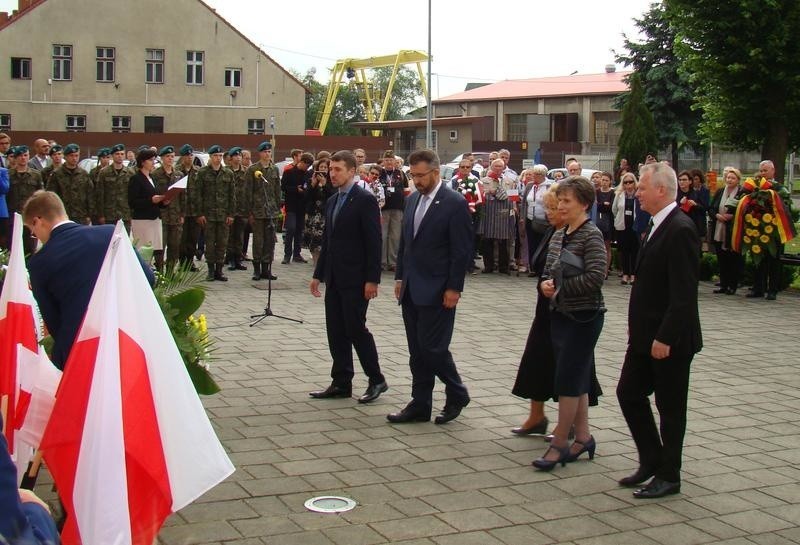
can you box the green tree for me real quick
[615,2,703,169]
[300,69,365,136]
[616,73,658,168]
[666,0,800,180]
[371,66,425,120]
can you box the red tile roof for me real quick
[434,71,631,103]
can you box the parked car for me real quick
[78,157,134,172]
[445,151,491,176]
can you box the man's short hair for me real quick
[22,190,67,223]
[299,152,315,166]
[331,150,357,170]
[759,160,774,169]
[407,149,440,169]
[0,132,9,142]
[291,148,303,157]
[640,162,677,199]
[316,150,331,159]
[555,176,596,208]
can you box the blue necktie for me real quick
[333,192,346,224]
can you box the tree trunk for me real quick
[762,118,789,182]
[670,138,680,172]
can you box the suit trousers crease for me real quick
[401,296,469,413]
[616,349,692,483]
[324,286,383,388]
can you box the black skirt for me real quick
[550,309,604,397]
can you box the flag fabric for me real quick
[0,213,60,472]
[40,221,234,545]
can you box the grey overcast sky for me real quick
[0,0,655,97]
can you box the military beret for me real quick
[179,144,193,156]
[7,146,17,156]
[63,143,80,155]
[136,145,151,153]
[97,147,111,158]
[12,145,29,157]
[111,143,125,153]
[208,144,224,155]
[158,145,175,156]
[228,146,242,156]
[49,145,63,155]
[257,141,272,152]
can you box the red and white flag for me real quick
[40,222,234,545]
[0,213,61,471]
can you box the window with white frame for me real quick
[66,114,86,132]
[112,116,131,133]
[52,44,72,81]
[248,119,265,135]
[225,68,242,88]
[146,49,164,84]
[0,114,10,131]
[186,51,203,85]
[11,58,31,80]
[96,47,114,82]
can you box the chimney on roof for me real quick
[605,64,617,74]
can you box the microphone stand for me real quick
[250,168,303,326]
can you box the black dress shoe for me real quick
[745,290,764,298]
[618,467,656,487]
[511,417,549,436]
[633,477,681,499]
[434,399,470,425]
[358,381,388,404]
[765,292,777,300]
[387,406,430,423]
[309,384,352,399]
[713,288,726,294]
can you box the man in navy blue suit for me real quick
[23,191,155,370]
[309,150,388,404]
[388,149,473,424]
[1,415,60,544]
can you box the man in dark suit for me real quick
[1,415,61,544]
[23,191,155,370]
[616,162,702,499]
[388,149,473,425]
[309,150,388,404]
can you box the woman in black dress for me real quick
[612,172,640,285]
[595,171,615,276]
[128,148,166,268]
[303,158,334,267]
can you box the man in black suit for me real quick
[616,162,702,499]
[388,149,473,425]
[309,150,388,404]
[24,191,155,370]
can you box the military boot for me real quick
[206,263,215,281]
[251,262,262,281]
[227,257,237,271]
[214,263,228,282]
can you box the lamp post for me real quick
[426,0,433,150]
[269,114,276,151]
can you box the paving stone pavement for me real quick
[153,246,800,545]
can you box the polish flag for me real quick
[40,222,234,545]
[0,213,60,467]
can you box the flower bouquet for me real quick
[457,175,483,214]
[731,177,796,263]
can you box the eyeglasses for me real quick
[409,169,435,180]
[459,165,470,169]
[623,181,635,185]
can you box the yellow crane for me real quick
[314,50,429,135]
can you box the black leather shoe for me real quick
[387,406,430,423]
[766,292,777,300]
[309,384,351,399]
[713,288,726,294]
[434,399,470,425]
[745,290,764,298]
[358,381,388,404]
[511,417,549,436]
[633,477,681,499]
[619,467,656,487]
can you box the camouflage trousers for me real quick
[204,220,230,265]
[180,217,201,263]
[252,218,276,264]
[162,223,183,270]
[226,216,246,261]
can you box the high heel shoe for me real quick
[511,417,549,436]
[532,443,570,471]
[565,435,596,462]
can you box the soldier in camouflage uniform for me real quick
[246,141,281,281]
[152,145,186,272]
[95,143,132,231]
[40,145,64,188]
[46,143,94,225]
[177,144,201,271]
[225,146,249,271]
[192,145,234,281]
[7,145,44,254]
[89,147,111,184]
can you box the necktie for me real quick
[332,192,346,224]
[413,195,430,236]
[643,218,654,243]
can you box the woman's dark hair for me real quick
[314,157,330,171]
[555,176,596,209]
[136,148,157,168]
[677,169,692,181]
[689,168,706,186]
